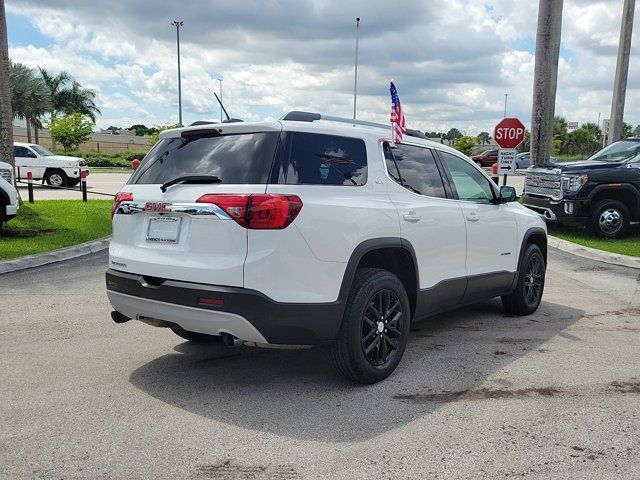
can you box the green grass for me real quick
[548,223,640,257]
[0,200,112,260]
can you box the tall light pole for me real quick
[607,0,635,145]
[530,0,563,167]
[218,76,223,122]
[171,20,184,127]
[504,93,509,118]
[353,17,360,120]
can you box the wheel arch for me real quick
[508,227,547,293]
[519,227,547,268]
[587,185,639,221]
[338,238,419,318]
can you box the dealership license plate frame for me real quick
[146,216,182,244]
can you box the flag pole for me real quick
[389,79,395,144]
[353,17,360,120]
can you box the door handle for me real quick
[465,212,479,222]
[403,211,421,223]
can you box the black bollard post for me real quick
[81,169,88,202]
[27,171,34,204]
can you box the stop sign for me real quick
[494,118,526,149]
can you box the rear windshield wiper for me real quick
[160,175,222,192]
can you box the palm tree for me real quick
[59,80,101,121]
[0,0,13,169]
[478,131,491,145]
[39,68,100,147]
[38,68,72,119]
[10,62,52,142]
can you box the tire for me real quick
[0,205,4,232]
[44,169,69,187]
[501,244,545,316]
[588,199,630,238]
[330,268,411,384]
[171,326,222,344]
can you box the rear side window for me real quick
[386,143,446,198]
[130,132,280,185]
[276,132,367,186]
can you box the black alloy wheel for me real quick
[330,268,411,384]
[523,254,543,307]
[361,289,403,366]
[501,243,545,315]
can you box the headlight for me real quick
[0,168,12,184]
[78,159,86,166]
[562,174,588,192]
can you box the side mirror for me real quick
[499,185,517,203]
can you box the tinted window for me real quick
[278,132,367,186]
[439,151,495,203]
[14,146,28,157]
[130,132,279,185]
[386,143,446,198]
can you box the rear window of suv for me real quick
[274,132,367,186]
[130,131,280,185]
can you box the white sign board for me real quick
[567,121,579,130]
[498,149,517,175]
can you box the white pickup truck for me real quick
[14,142,89,187]
[0,160,19,230]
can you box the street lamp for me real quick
[171,20,184,126]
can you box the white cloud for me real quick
[7,0,640,135]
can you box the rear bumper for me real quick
[105,269,343,345]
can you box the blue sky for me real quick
[7,0,640,135]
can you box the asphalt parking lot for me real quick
[1,248,639,479]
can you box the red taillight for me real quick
[196,193,302,229]
[112,192,133,218]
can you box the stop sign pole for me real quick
[494,118,526,186]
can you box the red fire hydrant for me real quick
[132,159,140,170]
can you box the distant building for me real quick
[99,128,136,136]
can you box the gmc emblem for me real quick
[144,202,172,212]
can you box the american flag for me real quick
[389,82,406,143]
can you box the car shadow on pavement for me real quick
[128,298,584,442]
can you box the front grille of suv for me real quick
[524,168,562,199]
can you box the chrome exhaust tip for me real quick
[221,333,244,347]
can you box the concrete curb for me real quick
[0,237,111,275]
[548,235,640,270]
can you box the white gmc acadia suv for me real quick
[106,111,547,384]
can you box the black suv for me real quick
[522,138,640,238]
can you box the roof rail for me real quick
[280,111,426,139]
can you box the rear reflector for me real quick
[197,297,225,306]
[112,192,133,218]
[196,193,302,229]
